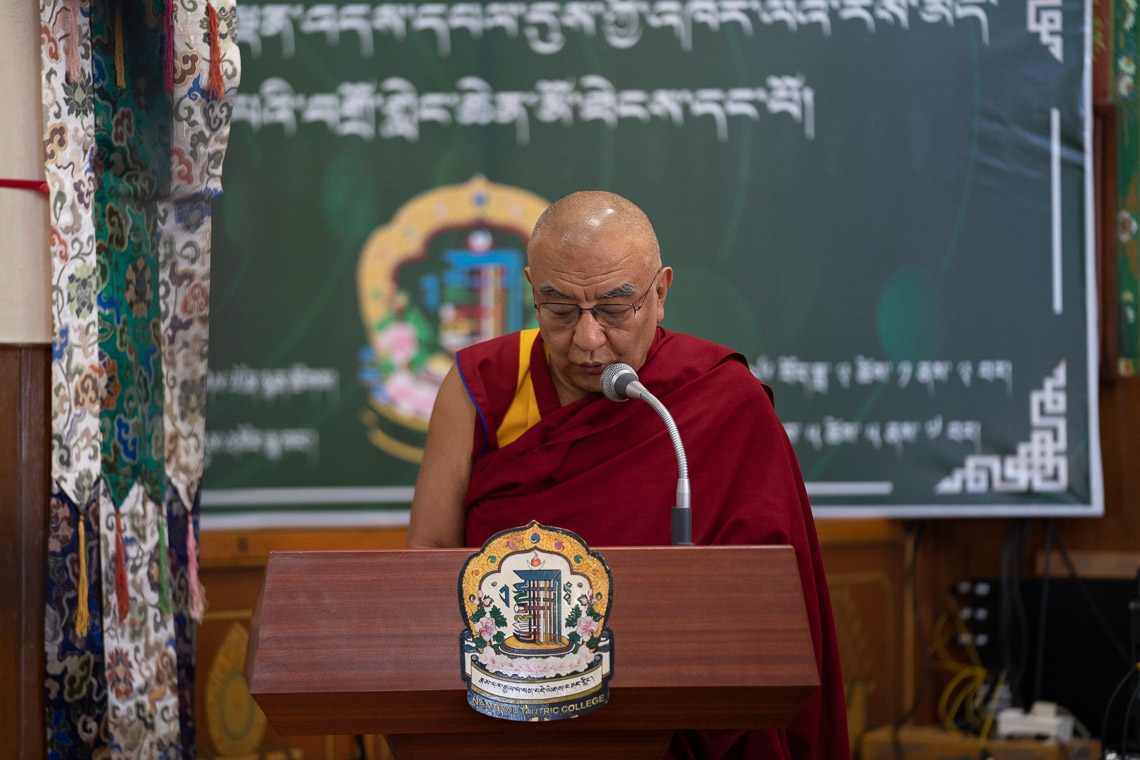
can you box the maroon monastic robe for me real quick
[456,327,849,760]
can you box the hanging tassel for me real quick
[164,0,174,93]
[65,0,81,83]
[114,509,130,622]
[206,1,224,100]
[113,0,125,89]
[156,505,172,616]
[74,512,91,637]
[186,522,207,622]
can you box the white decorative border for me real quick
[935,362,1067,494]
[1028,0,1064,62]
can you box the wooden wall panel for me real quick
[0,344,49,760]
[816,521,911,748]
[196,532,405,760]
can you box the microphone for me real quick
[600,363,692,546]
[599,363,648,402]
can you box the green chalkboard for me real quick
[203,0,1102,525]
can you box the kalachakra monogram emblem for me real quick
[459,521,615,722]
[356,176,548,462]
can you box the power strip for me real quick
[995,702,1075,742]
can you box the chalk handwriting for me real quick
[204,425,320,465]
[784,414,983,454]
[751,356,1013,396]
[208,364,341,402]
[237,0,995,58]
[231,75,816,144]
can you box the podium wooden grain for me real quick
[246,545,819,759]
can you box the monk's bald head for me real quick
[523,190,673,403]
[527,191,661,270]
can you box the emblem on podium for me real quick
[459,521,614,722]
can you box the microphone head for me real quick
[601,363,638,402]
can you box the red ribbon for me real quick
[0,179,49,194]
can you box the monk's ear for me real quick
[654,267,673,323]
[524,267,533,286]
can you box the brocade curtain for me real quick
[39,0,239,756]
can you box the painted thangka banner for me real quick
[203,0,1102,522]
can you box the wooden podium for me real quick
[245,545,819,759]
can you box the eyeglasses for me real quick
[534,268,662,328]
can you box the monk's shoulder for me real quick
[657,329,772,402]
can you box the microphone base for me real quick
[671,506,693,546]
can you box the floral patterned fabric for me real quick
[88,2,183,755]
[1116,0,1140,375]
[43,0,101,510]
[99,483,182,758]
[165,487,200,752]
[45,493,108,759]
[160,3,240,744]
[92,0,168,507]
[42,0,109,756]
[40,0,239,756]
[161,0,238,512]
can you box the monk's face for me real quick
[526,216,672,406]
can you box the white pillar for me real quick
[0,2,50,344]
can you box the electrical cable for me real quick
[1000,525,1015,703]
[1054,534,1133,666]
[889,524,925,760]
[930,612,957,670]
[1100,663,1139,760]
[1012,520,1031,705]
[1118,675,1140,759]
[1001,520,1030,706]
[940,667,987,731]
[894,522,929,730]
[934,590,991,733]
[1033,518,1055,704]
[980,671,1008,740]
